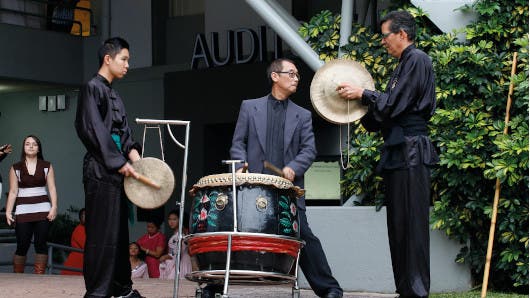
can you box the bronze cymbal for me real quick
[310,59,375,124]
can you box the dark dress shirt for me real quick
[265,94,287,174]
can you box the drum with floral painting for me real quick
[186,173,304,282]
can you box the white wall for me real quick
[298,207,472,293]
[0,89,85,212]
[204,0,292,58]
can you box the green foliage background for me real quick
[299,0,528,292]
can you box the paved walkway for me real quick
[0,273,397,298]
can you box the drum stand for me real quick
[135,118,191,298]
[189,160,303,298]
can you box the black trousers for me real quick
[384,165,430,298]
[298,208,342,297]
[15,220,49,255]
[83,157,132,298]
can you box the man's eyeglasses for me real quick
[275,71,300,80]
[381,32,394,39]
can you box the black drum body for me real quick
[186,173,303,283]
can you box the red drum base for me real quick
[185,232,303,284]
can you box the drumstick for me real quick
[263,160,284,178]
[135,173,161,189]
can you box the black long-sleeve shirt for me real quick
[75,74,141,172]
[360,44,438,170]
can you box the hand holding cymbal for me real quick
[336,82,364,100]
[310,59,375,124]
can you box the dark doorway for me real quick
[203,122,236,175]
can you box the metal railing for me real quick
[47,242,83,274]
[0,226,83,274]
[0,0,95,36]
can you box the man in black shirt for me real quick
[75,37,144,298]
[337,10,438,298]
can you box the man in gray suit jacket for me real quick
[228,58,343,298]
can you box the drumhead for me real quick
[189,173,304,197]
[124,157,175,209]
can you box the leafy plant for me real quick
[299,0,528,292]
[47,206,81,263]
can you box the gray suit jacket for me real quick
[230,95,317,209]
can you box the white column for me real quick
[245,0,323,71]
[339,0,354,58]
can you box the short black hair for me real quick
[98,37,129,67]
[266,58,296,85]
[168,208,179,219]
[380,10,416,41]
[147,217,163,229]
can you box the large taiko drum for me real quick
[185,173,304,283]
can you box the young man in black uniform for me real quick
[75,37,144,298]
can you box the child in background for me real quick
[159,209,192,279]
[136,219,166,278]
[129,242,148,279]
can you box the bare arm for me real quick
[142,245,165,259]
[5,167,18,225]
[46,165,58,221]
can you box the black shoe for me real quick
[324,288,343,298]
[202,285,223,298]
[118,289,145,298]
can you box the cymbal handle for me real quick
[135,174,161,189]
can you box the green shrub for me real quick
[299,0,528,291]
[47,206,80,263]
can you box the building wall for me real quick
[0,88,85,210]
[0,24,84,85]
[0,66,166,241]
[299,207,471,292]
[165,15,205,66]
[110,0,152,69]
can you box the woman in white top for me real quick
[159,209,192,279]
[130,242,149,279]
[5,135,57,274]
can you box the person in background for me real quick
[5,135,58,274]
[159,209,192,280]
[0,143,13,200]
[61,208,86,275]
[136,219,167,278]
[336,10,438,298]
[129,242,149,279]
[75,36,144,298]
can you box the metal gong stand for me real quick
[135,118,190,298]
[191,160,303,298]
